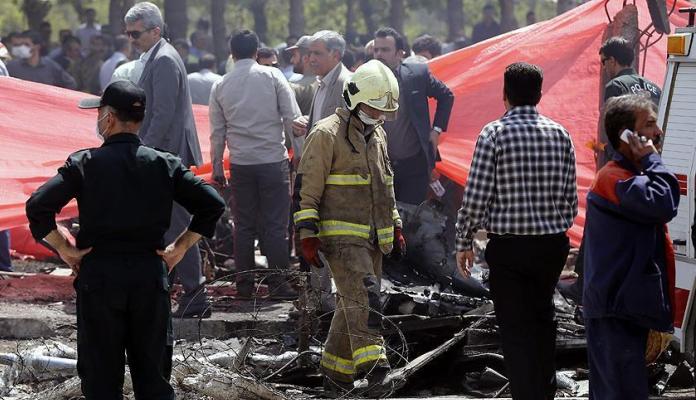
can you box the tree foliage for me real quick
[1,0,562,47]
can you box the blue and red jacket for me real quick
[583,153,679,331]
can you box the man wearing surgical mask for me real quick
[6,30,76,89]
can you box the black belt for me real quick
[88,244,160,256]
[487,232,566,240]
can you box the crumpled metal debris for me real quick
[395,200,489,298]
[3,196,694,399]
[173,357,284,400]
[0,341,78,390]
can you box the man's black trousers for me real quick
[76,252,175,400]
[485,233,570,400]
[392,149,430,206]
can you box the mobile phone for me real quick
[620,129,633,144]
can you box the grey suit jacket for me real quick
[138,40,203,167]
[306,63,352,128]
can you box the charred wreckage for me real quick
[0,200,693,399]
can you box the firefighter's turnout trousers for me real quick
[294,109,400,384]
[320,242,388,383]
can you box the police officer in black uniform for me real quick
[596,37,664,174]
[564,37,666,307]
[26,80,225,400]
[600,36,662,105]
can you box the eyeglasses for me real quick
[126,28,154,39]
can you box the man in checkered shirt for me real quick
[455,62,578,400]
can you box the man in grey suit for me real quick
[291,30,352,316]
[125,2,210,318]
[291,30,352,140]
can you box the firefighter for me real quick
[294,59,405,396]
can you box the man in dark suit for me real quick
[125,2,209,318]
[374,27,454,205]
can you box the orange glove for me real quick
[301,237,324,268]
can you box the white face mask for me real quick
[95,113,109,141]
[357,110,385,126]
[11,45,31,60]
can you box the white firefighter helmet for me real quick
[342,59,399,113]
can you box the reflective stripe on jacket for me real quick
[295,108,401,254]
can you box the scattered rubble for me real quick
[0,201,693,398]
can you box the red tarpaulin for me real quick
[0,0,689,252]
[0,80,215,231]
[429,0,689,245]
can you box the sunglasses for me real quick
[126,28,155,39]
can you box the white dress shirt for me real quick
[187,69,222,105]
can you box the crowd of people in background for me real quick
[0,2,534,99]
[0,1,680,399]
[0,1,513,275]
[0,3,458,274]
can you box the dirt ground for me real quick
[0,258,694,399]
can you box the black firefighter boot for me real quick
[363,365,395,398]
[322,377,355,398]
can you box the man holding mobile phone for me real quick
[583,93,678,399]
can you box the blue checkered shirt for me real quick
[455,106,578,251]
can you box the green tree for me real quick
[0,1,26,35]
[289,0,305,37]
[211,0,227,63]
[249,0,268,44]
[164,0,188,40]
[358,0,376,35]
[0,0,563,50]
[390,0,405,34]
[446,0,464,40]
[557,0,574,15]
[108,0,134,36]
[499,0,518,32]
[345,0,357,43]
[22,0,51,31]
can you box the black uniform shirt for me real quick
[26,133,225,253]
[604,67,662,105]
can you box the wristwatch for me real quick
[432,126,443,134]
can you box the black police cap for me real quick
[78,80,146,113]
